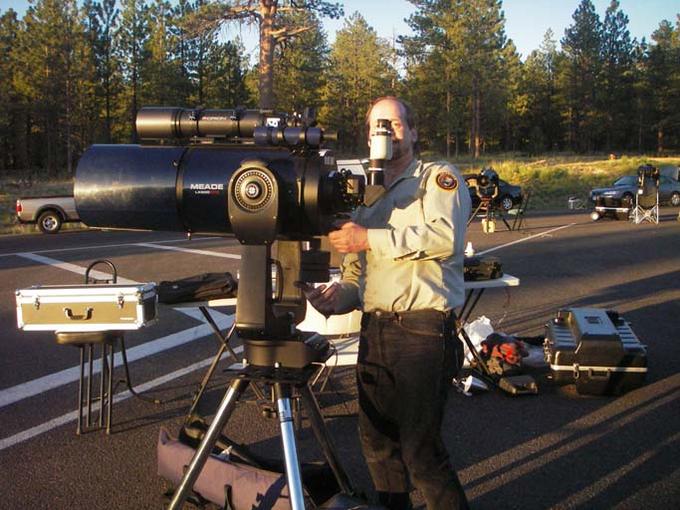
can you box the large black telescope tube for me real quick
[74,144,352,241]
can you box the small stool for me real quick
[56,330,122,434]
[54,259,161,435]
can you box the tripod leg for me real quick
[274,383,306,510]
[499,211,512,231]
[299,385,353,495]
[467,201,484,227]
[168,377,249,510]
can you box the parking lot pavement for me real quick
[0,211,678,509]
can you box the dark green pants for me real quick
[357,310,468,510]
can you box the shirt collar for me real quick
[386,158,420,189]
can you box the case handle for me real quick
[587,368,611,380]
[63,307,94,321]
[85,260,118,284]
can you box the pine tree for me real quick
[202,38,250,107]
[319,12,396,152]
[0,9,21,171]
[181,0,342,108]
[273,9,328,114]
[646,18,680,152]
[560,0,603,152]
[600,0,635,150]
[143,0,191,106]
[521,29,563,152]
[13,0,84,175]
[84,0,120,143]
[402,0,510,157]
[116,0,150,141]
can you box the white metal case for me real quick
[16,283,157,332]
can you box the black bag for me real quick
[157,272,238,304]
[464,255,503,281]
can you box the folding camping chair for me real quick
[507,190,531,231]
[633,178,659,224]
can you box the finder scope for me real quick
[136,107,336,148]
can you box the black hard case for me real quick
[544,308,647,395]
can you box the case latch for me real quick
[117,294,125,309]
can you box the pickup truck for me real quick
[15,195,80,233]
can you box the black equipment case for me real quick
[464,255,503,281]
[544,308,647,395]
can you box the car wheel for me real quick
[37,210,63,234]
[499,195,514,211]
[622,193,634,207]
[671,192,680,207]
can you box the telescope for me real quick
[76,107,360,244]
[75,106,365,347]
[75,106,368,510]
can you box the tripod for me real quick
[169,362,353,509]
[467,196,512,232]
[168,242,355,509]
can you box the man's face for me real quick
[368,99,417,161]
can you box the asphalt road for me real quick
[0,209,678,510]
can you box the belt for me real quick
[365,309,454,322]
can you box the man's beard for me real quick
[391,139,408,160]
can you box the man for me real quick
[303,96,470,510]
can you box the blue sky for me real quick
[1,0,678,60]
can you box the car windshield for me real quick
[614,176,636,186]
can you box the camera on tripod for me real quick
[476,167,500,199]
[636,164,659,193]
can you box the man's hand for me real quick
[328,222,369,253]
[296,281,342,317]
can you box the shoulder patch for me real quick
[435,171,458,191]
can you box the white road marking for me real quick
[135,242,241,259]
[16,252,139,284]
[0,308,233,409]
[477,223,576,256]
[0,348,243,452]
[0,236,224,258]
[3,221,579,451]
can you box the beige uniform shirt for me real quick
[337,159,471,313]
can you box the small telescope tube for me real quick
[135,107,281,140]
[368,119,392,186]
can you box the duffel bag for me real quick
[158,427,312,509]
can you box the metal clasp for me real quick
[117,294,125,309]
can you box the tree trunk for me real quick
[446,87,451,159]
[258,0,277,109]
[131,66,138,143]
[473,88,481,159]
[657,125,664,154]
